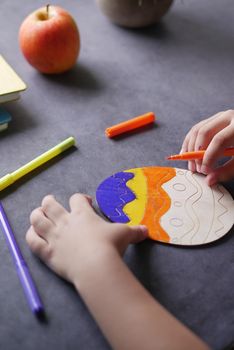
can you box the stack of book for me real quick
[0,55,27,131]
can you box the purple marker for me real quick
[0,202,43,315]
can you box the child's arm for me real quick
[76,242,209,350]
[26,194,209,350]
[181,109,234,185]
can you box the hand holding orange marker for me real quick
[105,112,155,138]
[167,147,234,160]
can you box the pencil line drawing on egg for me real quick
[96,167,234,246]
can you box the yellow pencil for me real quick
[0,136,75,191]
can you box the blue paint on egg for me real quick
[96,171,135,223]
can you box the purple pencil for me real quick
[0,202,43,315]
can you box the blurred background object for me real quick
[96,0,173,28]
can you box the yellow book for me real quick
[0,55,27,104]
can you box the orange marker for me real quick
[105,112,155,138]
[167,147,234,161]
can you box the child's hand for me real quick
[26,194,148,284]
[26,194,209,350]
[181,110,234,185]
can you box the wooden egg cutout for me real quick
[96,167,234,246]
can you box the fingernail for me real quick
[201,165,210,175]
[139,225,148,238]
[206,173,217,186]
[188,162,195,172]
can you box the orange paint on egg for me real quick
[141,167,176,242]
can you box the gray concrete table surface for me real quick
[0,1,233,349]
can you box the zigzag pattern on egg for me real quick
[124,167,176,242]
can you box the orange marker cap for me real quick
[105,112,156,138]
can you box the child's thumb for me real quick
[206,159,234,185]
[127,225,148,244]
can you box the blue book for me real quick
[0,107,12,131]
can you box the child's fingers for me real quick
[180,132,191,154]
[194,113,230,152]
[193,116,227,172]
[201,125,234,173]
[181,112,225,172]
[187,135,197,172]
[182,120,209,172]
[180,115,218,153]
[26,226,49,259]
[30,207,53,239]
[181,111,225,152]
[180,132,194,172]
[206,158,234,185]
[127,225,148,244]
[42,195,68,223]
[69,193,93,212]
[181,125,198,153]
[111,224,148,254]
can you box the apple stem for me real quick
[46,4,50,19]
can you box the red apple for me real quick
[19,5,80,74]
